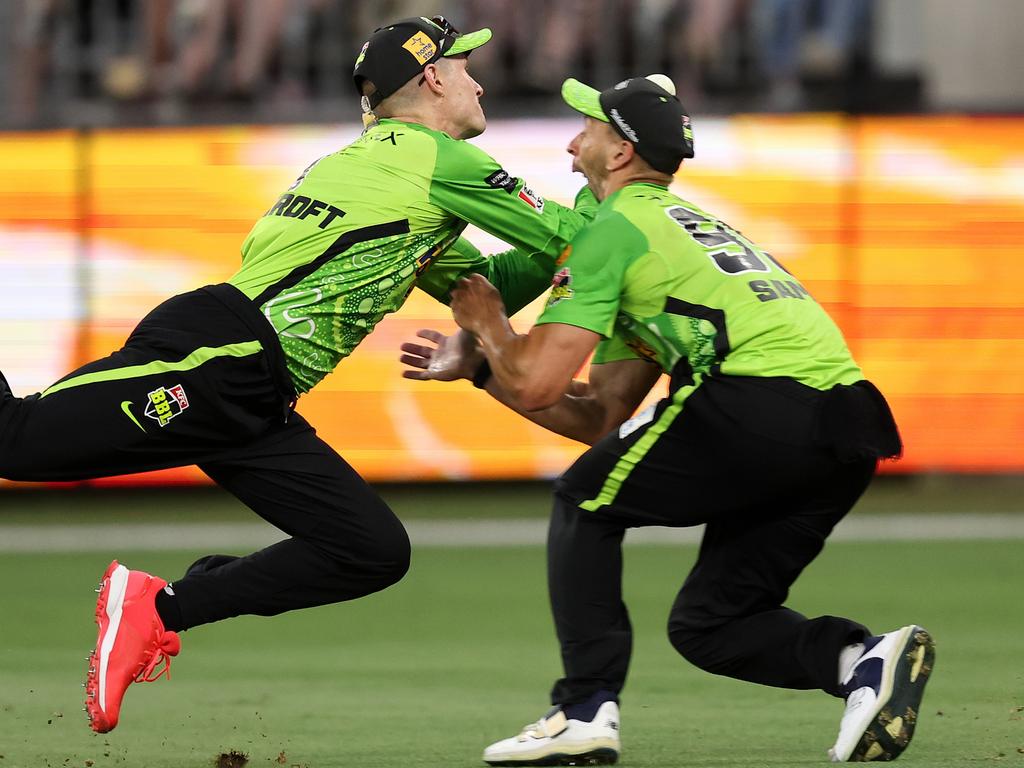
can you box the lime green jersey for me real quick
[230,119,594,394]
[536,183,862,390]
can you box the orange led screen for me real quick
[1,116,1021,486]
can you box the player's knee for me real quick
[348,511,411,590]
[667,610,721,673]
[668,624,705,668]
[549,491,584,537]
[374,522,411,588]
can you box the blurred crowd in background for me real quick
[4,0,1024,130]
[2,0,909,128]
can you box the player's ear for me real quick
[607,140,634,172]
[422,62,444,96]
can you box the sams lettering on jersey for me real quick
[748,279,812,302]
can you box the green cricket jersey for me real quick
[536,183,863,391]
[229,118,594,394]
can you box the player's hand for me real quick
[449,274,506,335]
[400,329,483,381]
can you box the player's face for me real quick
[440,57,486,139]
[567,118,618,190]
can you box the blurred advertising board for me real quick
[1,116,1022,485]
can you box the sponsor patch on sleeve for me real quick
[518,184,545,214]
[485,169,519,194]
[547,267,573,306]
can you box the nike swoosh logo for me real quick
[120,400,146,433]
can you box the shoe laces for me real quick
[135,632,179,683]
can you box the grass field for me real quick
[0,483,1022,767]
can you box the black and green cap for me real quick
[562,74,694,174]
[353,15,491,110]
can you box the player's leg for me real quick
[547,496,632,708]
[87,412,409,733]
[483,395,696,767]
[666,456,934,762]
[665,456,877,692]
[661,380,930,761]
[0,286,286,482]
[484,377,908,765]
[171,413,410,627]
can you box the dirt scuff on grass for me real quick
[213,750,249,768]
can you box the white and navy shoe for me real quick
[483,701,620,766]
[829,625,936,762]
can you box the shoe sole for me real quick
[485,747,619,766]
[85,561,129,733]
[848,626,936,762]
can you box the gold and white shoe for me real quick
[829,625,935,762]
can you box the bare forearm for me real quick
[474,323,564,411]
[481,377,610,445]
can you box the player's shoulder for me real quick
[569,200,648,262]
[607,183,682,222]
[590,190,652,237]
[359,119,440,154]
[408,130,496,177]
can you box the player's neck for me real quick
[383,104,463,139]
[599,168,673,200]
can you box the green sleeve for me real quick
[535,212,648,338]
[488,186,597,313]
[483,246,555,315]
[571,185,599,220]
[415,236,485,304]
[428,135,587,269]
[418,185,600,314]
[416,237,560,315]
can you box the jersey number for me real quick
[665,205,789,276]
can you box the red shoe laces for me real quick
[135,633,177,683]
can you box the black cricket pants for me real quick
[0,283,410,629]
[548,373,901,706]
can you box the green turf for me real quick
[0,539,1021,767]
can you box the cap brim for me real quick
[445,28,492,56]
[561,78,608,122]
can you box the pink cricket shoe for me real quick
[85,560,181,733]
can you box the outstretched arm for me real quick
[401,273,662,444]
[400,325,661,445]
[417,185,598,314]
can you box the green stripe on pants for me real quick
[579,374,703,512]
[39,341,264,399]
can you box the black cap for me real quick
[561,74,694,174]
[353,16,492,110]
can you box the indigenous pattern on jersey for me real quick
[536,183,862,391]
[230,119,594,393]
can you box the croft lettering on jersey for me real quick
[748,279,812,302]
[265,193,346,229]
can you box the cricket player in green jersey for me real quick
[402,74,933,765]
[0,15,595,735]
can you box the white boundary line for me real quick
[0,513,1023,552]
